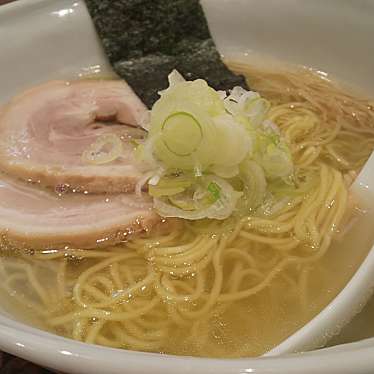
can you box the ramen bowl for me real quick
[0,0,374,373]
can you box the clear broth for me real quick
[0,61,373,357]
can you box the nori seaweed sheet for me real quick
[84,0,249,107]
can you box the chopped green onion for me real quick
[136,70,295,220]
[148,175,193,198]
[207,182,221,202]
[161,112,202,156]
[81,134,123,165]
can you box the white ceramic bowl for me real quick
[1,0,374,373]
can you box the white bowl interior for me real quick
[0,0,374,373]
[204,0,374,94]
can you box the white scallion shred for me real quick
[82,134,123,165]
[137,70,295,220]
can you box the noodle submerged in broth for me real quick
[1,62,374,357]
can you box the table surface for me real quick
[0,352,55,373]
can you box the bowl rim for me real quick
[1,0,374,373]
[0,314,374,374]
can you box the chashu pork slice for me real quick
[0,80,149,194]
[0,173,159,250]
